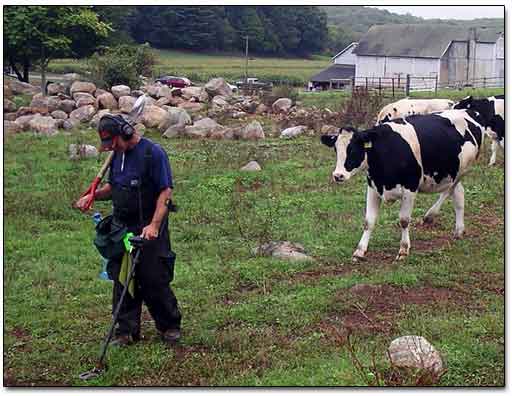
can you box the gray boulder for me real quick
[96,92,118,110]
[204,78,232,98]
[111,85,131,99]
[73,92,96,107]
[131,90,145,97]
[4,120,21,135]
[158,107,192,132]
[51,110,68,120]
[28,115,59,136]
[118,96,136,113]
[15,114,40,130]
[156,85,173,99]
[240,121,265,140]
[4,113,17,121]
[141,105,168,128]
[70,81,97,96]
[178,101,204,113]
[5,78,40,95]
[181,87,209,102]
[58,99,76,114]
[94,88,109,98]
[4,98,17,112]
[272,98,293,113]
[69,105,96,123]
[253,241,313,261]
[47,82,66,96]
[163,124,186,139]
[30,95,50,114]
[388,336,443,375]
[47,96,62,113]
[184,117,224,138]
[280,125,308,139]
[69,144,99,160]
[240,161,262,171]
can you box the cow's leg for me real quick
[353,186,381,261]
[489,140,497,166]
[452,182,465,238]
[397,190,416,260]
[423,189,451,224]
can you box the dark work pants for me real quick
[107,225,181,338]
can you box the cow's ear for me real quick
[321,134,337,147]
[356,127,379,144]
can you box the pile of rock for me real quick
[4,76,305,140]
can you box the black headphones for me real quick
[100,114,135,141]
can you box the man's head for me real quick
[98,115,136,152]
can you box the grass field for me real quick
[3,109,504,385]
[48,49,331,86]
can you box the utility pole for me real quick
[244,35,249,84]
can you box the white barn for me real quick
[352,24,504,87]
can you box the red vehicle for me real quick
[155,75,192,88]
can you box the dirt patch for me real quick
[318,283,472,336]
[290,265,352,282]
[234,180,263,193]
[469,271,504,296]
[11,326,31,340]
[413,235,453,252]
[467,209,504,239]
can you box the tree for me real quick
[3,6,110,93]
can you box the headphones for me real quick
[100,114,135,141]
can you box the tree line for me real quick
[95,6,328,57]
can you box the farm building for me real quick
[354,24,504,88]
[311,24,504,90]
[309,64,355,90]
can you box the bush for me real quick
[338,88,384,129]
[272,85,299,102]
[89,44,157,89]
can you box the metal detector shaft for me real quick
[98,247,141,366]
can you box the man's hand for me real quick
[74,194,93,212]
[141,222,159,240]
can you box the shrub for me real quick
[338,88,384,129]
[89,44,157,89]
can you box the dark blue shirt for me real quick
[108,137,173,191]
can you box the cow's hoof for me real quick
[453,230,465,239]
[352,250,366,262]
[422,215,435,225]
[395,249,409,261]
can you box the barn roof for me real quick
[310,64,356,83]
[331,42,358,61]
[354,24,503,59]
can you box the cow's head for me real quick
[453,96,495,126]
[321,127,374,183]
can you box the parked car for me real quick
[235,77,273,90]
[155,76,192,88]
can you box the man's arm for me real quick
[94,183,113,201]
[74,183,112,211]
[141,187,172,240]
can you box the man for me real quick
[75,114,181,346]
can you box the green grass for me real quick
[48,49,331,86]
[4,119,503,386]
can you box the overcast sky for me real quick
[373,6,504,20]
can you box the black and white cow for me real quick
[321,109,485,261]
[376,98,454,124]
[453,95,504,166]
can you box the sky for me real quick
[373,6,504,20]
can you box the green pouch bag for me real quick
[93,215,128,260]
